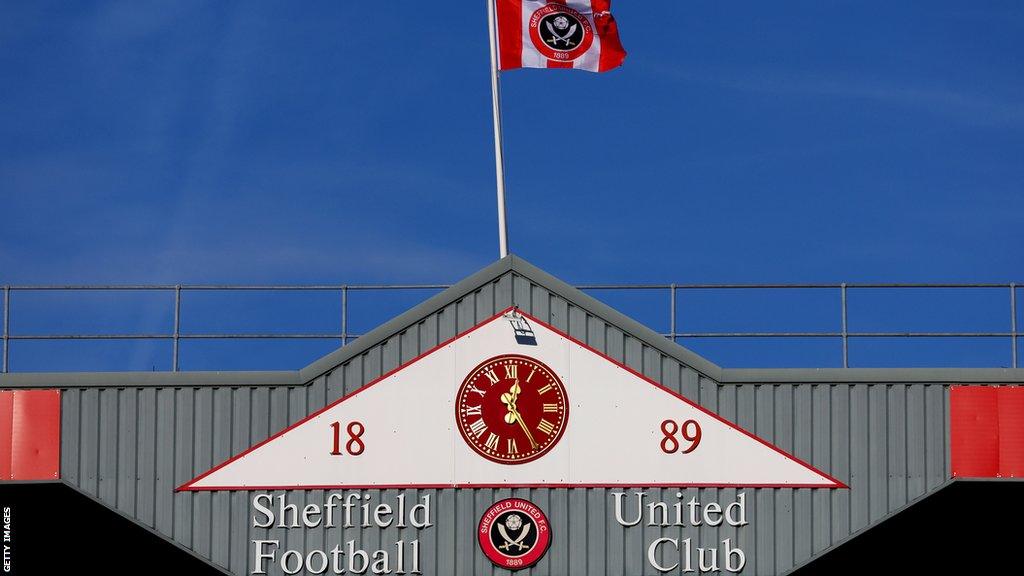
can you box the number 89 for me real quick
[660,419,701,454]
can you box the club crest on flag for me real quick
[496,0,627,73]
[529,4,593,62]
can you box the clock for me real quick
[456,354,568,464]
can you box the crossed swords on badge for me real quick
[545,20,578,47]
[497,520,532,552]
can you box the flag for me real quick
[496,0,626,72]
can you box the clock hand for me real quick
[501,381,538,449]
[507,404,539,449]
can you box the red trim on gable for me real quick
[179,306,845,491]
[181,481,841,492]
[516,308,847,490]
[178,310,506,491]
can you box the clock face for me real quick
[456,354,569,465]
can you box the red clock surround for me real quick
[456,354,569,465]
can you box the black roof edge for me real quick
[3,254,1024,388]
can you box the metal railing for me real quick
[0,282,1020,372]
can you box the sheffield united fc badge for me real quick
[478,498,552,569]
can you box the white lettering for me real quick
[646,501,669,526]
[249,494,430,574]
[278,494,300,528]
[344,492,361,527]
[612,491,644,526]
[325,493,342,527]
[373,503,393,528]
[395,493,407,528]
[303,503,322,528]
[687,497,702,526]
[725,492,747,526]
[698,546,719,572]
[371,549,389,574]
[724,538,746,572]
[410,495,432,528]
[648,538,679,572]
[252,539,278,575]
[348,539,369,574]
[281,550,303,575]
[252,494,274,528]
[307,549,330,575]
[703,502,722,527]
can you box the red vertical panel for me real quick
[10,389,61,480]
[0,391,13,480]
[950,386,999,478]
[996,387,1024,478]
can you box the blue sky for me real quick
[1,1,1022,371]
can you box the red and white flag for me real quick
[496,0,626,73]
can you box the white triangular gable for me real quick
[180,308,843,490]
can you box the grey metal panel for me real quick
[848,384,869,532]
[52,267,967,576]
[117,388,138,516]
[829,385,851,544]
[773,385,794,573]
[174,387,195,545]
[61,388,80,487]
[718,385,739,575]
[925,384,945,491]
[99,389,118,506]
[137,387,156,527]
[155,388,175,536]
[80,388,99,497]
[211,386,233,569]
[887,385,907,510]
[867,385,887,523]
[811,385,831,555]
[792,384,812,565]
[303,376,326,576]
[287,385,309,576]
[193,387,213,558]
[229,387,251,575]
[905,385,925,501]
[754,386,775,575]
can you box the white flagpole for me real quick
[487,0,510,258]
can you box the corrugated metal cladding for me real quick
[59,270,953,576]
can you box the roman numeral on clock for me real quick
[484,370,500,384]
[537,419,555,435]
[507,438,518,454]
[485,433,499,451]
[503,364,518,379]
[537,383,553,395]
[462,404,482,417]
[543,403,559,413]
[469,419,487,438]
